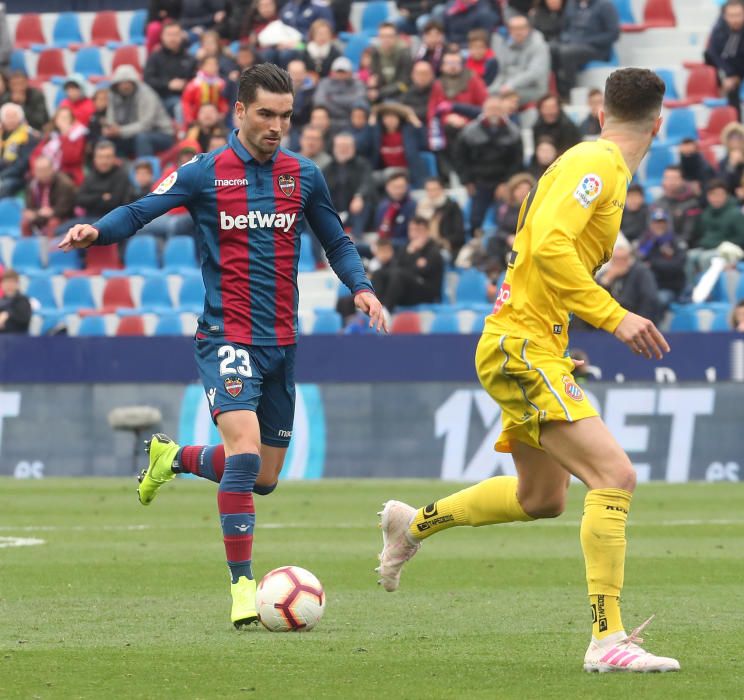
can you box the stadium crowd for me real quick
[1,0,744,335]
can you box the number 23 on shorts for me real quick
[218,345,252,377]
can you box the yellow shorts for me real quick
[475,332,599,453]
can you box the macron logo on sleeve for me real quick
[220,210,296,233]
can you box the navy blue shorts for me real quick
[194,334,296,448]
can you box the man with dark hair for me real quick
[705,0,744,117]
[653,165,702,246]
[59,63,385,630]
[7,71,48,131]
[370,22,413,100]
[0,270,32,334]
[413,20,446,75]
[375,170,417,244]
[378,68,681,675]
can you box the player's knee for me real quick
[254,482,278,496]
[520,493,566,519]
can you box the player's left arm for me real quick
[305,166,388,333]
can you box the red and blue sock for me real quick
[218,452,260,583]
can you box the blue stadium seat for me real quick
[78,315,107,336]
[613,0,636,24]
[129,10,147,45]
[163,236,197,273]
[343,34,371,70]
[73,46,105,78]
[299,233,316,273]
[645,145,676,187]
[669,308,699,331]
[420,152,438,178]
[140,275,173,312]
[655,68,680,101]
[455,269,488,305]
[153,313,183,336]
[11,238,42,273]
[62,277,96,312]
[51,12,84,48]
[429,311,460,334]
[735,273,744,302]
[37,311,65,335]
[0,198,22,237]
[10,49,27,74]
[124,235,159,272]
[178,274,206,312]
[584,48,619,71]
[361,1,390,33]
[711,306,732,331]
[665,107,698,144]
[312,310,342,334]
[26,276,56,310]
[47,248,82,273]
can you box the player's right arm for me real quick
[58,155,204,252]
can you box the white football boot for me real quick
[376,500,421,592]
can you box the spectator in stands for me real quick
[428,47,488,176]
[372,216,444,311]
[30,107,88,186]
[0,270,32,335]
[487,172,534,265]
[731,300,744,330]
[454,94,523,234]
[218,0,254,41]
[655,165,703,246]
[241,0,280,50]
[225,43,258,104]
[532,94,581,154]
[181,0,226,37]
[181,56,229,126]
[717,123,744,193]
[301,19,342,79]
[401,60,436,125]
[416,176,466,257]
[598,239,660,323]
[146,0,183,54]
[414,20,446,75]
[705,0,744,118]
[0,103,37,198]
[105,65,176,158]
[580,88,603,137]
[0,71,8,103]
[131,158,156,198]
[86,86,109,158]
[465,29,499,85]
[620,183,648,242]
[208,130,228,151]
[531,0,565,44]
[59,75,95,128]
[186,103,226,152]
[308,107,333,150]
[636,208,686,307]
[194,29,238,79]
[396,0,438,35]
[550,0,619,99]
[323,132,375,238]
[144,21,198,118]
[489,14,550,106]
[444,0,500,47]
[375,170,418,244]
[7,72,48,132]
[21,156,76,237]
[528,136,558,178]
[369,23,414,101]
[299,125,332,168]
[313,57,366,134]
[370,102,425,187]
[280,0,335,40]
[678,138,715,188]
[349,103,375,162]
[688,178,744,275]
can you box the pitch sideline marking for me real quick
[0,536,45,548]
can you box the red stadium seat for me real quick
[35,48,66,81]
[116,315,146,336]
[111,45,143,75]
[102,277,135,312]
[643,0,676,28]
[90,11,122,45]
[665,65,720,107]
[699,106,739,147]
[14,14,45,48]
[391,311,422,334]
[85,244,122,274]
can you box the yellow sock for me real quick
[409,476,534,541]
[580,488,632,639]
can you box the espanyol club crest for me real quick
[562,375,584,402]
[278,174,295,198]
[224,376,243,398]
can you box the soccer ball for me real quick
[255,566,325,632]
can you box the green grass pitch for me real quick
[1,479,742,699]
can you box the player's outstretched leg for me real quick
[137,434,179,505]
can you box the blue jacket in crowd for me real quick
[560,0,619,58]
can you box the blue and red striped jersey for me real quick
[93,130,374,346]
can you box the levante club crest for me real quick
[224,377,243,398]
[278,174,295,197]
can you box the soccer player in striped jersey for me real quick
[59,64,386,628]
[377,68,681,673]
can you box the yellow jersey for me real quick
[484,138,631,356]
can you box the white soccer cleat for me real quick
[376,500,421,592]
[583,615,681,673]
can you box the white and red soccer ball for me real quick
[255,566,325,632]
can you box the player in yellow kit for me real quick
[377,68,681,673]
